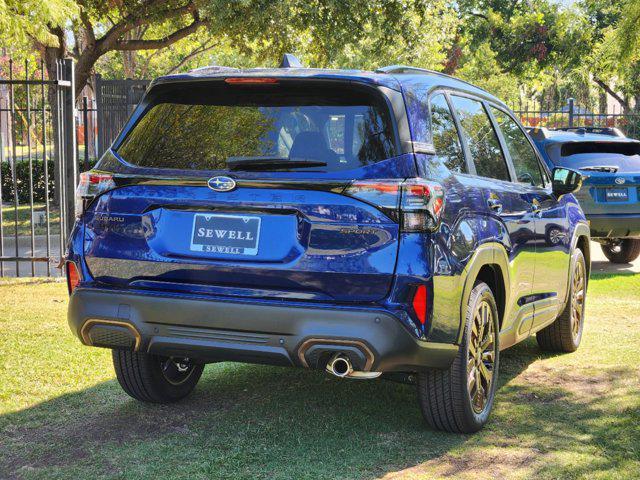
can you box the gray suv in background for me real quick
[530,127,640,263]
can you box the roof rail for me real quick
[375,65,434,74]
[376,64,501,100]
[552,127,626,138]
[280,53,304,68]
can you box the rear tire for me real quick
[112,350,204,403]
[536,249,587,353]
[417,282,500,433]
[600,239,640,264]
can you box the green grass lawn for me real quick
[1,203,61,237]
[0,275,639,479]
[3,144,94,164]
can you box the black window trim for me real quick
[483,102,519,183]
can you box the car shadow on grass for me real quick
[1,338,638,479]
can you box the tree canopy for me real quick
[0,0,637,112]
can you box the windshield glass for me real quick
[116,82,398,172]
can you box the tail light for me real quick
[344,178,444,232]
[66,261,81,294]
[75,171,115,217]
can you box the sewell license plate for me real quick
[605,188,629,202]
[190,213,261,255]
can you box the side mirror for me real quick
[552,167,583,196]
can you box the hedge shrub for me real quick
[1,160,96,204]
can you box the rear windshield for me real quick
[555,141,640,172]
[561,142,640,157]
[116,82,398,172]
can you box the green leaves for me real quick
[0,0,637,113]
[614,0,640,63]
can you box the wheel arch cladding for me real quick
[456,243,510,345]
[558,223,590,308]
[575,233,591,279]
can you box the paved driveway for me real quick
[590,241,640,274]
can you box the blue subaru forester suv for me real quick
[67,60,590,433]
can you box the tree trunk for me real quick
[598,91,607,115]
[75,49,100,101]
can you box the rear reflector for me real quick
[224,77,279,84]
[66,261,81,295]
[412,285,428,325]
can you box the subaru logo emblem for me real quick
[207,176,236,192]
[615,177,625,185]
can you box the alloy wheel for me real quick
[571,259,586,339]
[160,357,196,385]
[467,300,496,414]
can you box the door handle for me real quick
[487,197,503,214]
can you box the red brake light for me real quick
[400,179,445,232]
[343,178,445,232]
[66,261,81,294]
[224,77,279,84]
[87,173,114,184]
[343,180,401,215]
[75,171,115,217]
[412,285,428,325]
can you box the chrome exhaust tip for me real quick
[326,354,353,378]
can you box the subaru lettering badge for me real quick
[208,176,236,192]
[615,177,626,185]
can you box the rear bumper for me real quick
[68,288,458,372]
[587,214,640,238]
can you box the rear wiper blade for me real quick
[579,165,619,173]
[227,157,327,171]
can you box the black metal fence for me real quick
[0,61,151,278]
[0,58,76,277]
[512,98,640,139]
[95,75,149,156]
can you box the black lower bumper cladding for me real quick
[68,288,458,373]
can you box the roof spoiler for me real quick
[279,53,304,68]
[526,127,549,140]
[188,65,239,74]
[554,127,626,138]
[526,126,629,140]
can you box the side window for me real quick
[491,107,545,187]
[449,95,510,181]
[430,94,466,173]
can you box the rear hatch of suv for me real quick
[548,141,640,216]
[80,77,415,303]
